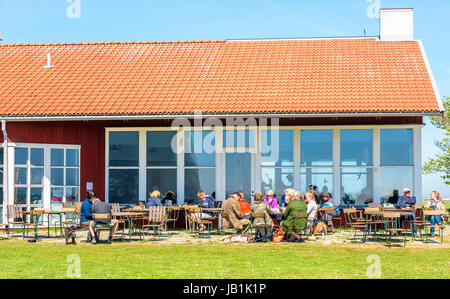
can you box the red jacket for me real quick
[239,200,251,216]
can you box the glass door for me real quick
[225,153,253,202]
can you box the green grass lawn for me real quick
[0,240,448,279]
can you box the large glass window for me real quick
[261,130,293,167]
[109,169,139,205]
[261,168,293,198]
[185,131,215,167]
[341,168,373,205]
[380,168,413,204]
[301,168,333,196]
[301,130,332,166]
[109,132,139,167]
[185,168,215,204]
[147,169,177,201]
[340,130,372,166]
[381,129,413,166]
[147,131,177,167]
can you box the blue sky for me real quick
[0,0,449,197]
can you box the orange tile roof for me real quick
[0,38,441,117]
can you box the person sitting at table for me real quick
[281,188,307,242]
[194,190,215,219]
[238,191,252,220]
[80,191,95,242]
[264,190,279,211]
[162,190,177,206]
[223,193,251,234]
[89,198,119,244]
[388,189,399,205]
[146,190,162,208]
[305,191,318,235]
[396,188,417,230]
[425,191,445,236]
[251,192,274,242]
[319,192,339,233]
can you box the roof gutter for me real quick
[0,112,441,122]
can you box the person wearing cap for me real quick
[396,188,417,230]
[319,191,339,233]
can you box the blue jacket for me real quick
[80,198,93,223]
[200,195,215,216]
[397,196,416,208]
[146,197,162,208]
[320,200,340,216]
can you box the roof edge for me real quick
[0,111,439,122]
[417,40,445,112]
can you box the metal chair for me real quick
[383,213,408,247]
[27,209,45,241]
[166,206,181,229]
[190,207,214,238]
[220,212,235,236]
[363,207,384,238]
[343,208,369,242]
[6,204,30,239]
[92,213,115,241]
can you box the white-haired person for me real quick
[281,188,307,242]
[424,191,446,236]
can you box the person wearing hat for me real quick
[264,190,279,210]
[318,191,339,233]
[396,188,417,230]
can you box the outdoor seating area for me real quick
[0,194,447,247]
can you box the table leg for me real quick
[128,216,134,242]
[47,214,51,238]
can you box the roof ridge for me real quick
[0,40,227,47]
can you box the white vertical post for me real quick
[43,148,51,211]
[293,129,301,191]
[254,127,262,197]
[177,129,185,204]
[138,130,146,203]
[215,128,224,202]
[373,128,381,204]
[6,144,15,212]
[413,127,423,204]
[332,129,341,205]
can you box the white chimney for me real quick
[379,8,414,41]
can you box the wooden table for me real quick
[23,209,76,237]
[112,212,146,241]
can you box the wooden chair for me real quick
[318,206,342,230]
[423,210,445,244]
[62,202,74,208]
[250,212,267,240]
[166,206,181,229]
[55,207,78,234]
[28,209,45,241]
[92,213,116,241]
[364,207,384,238]
[141,206,166,239]
[409,206,427,242]
[292,213,308,236]
[383,213,408,247]
[343,208,368,242]
[220,212,234,236]
[190,207,214,238]
[6,205,31,239]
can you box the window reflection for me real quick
[109,132,139,167]
[261,130,293,167]
[109,169,139,205]
[381,129,413,166]
[341,168,373,205]
[340,130,372,166]
[147,131,177,167]
[147,169,177,200]
[301,130,333,166]
[185,168,215,204]
[184,131,215,167]
[380,168,413,203]
[261,168,294,198]
[301,168,333,195]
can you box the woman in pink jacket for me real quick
[264,190,280,210]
